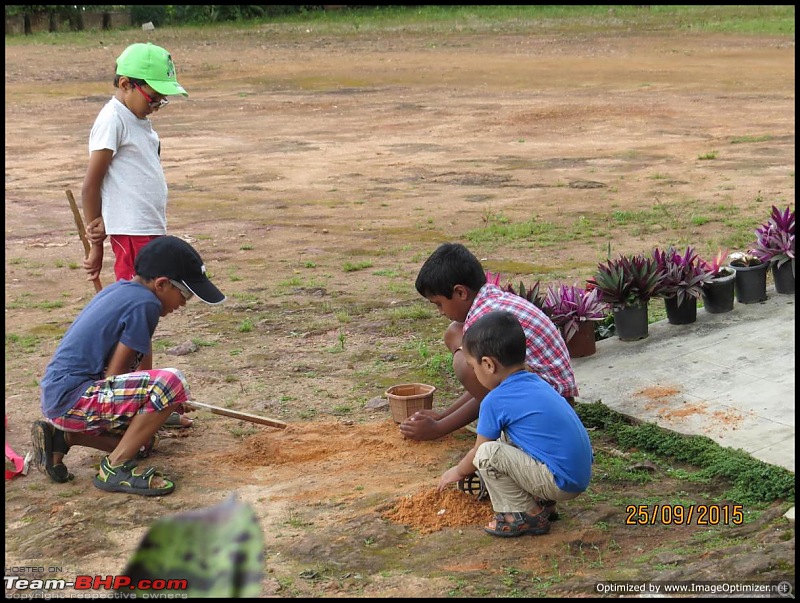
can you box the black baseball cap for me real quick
[135,236,226,305]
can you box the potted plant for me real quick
[699,248,735,314]
[587,253,663,341]
[652,245,712,325]
[751,204,795,295]
[542,283,609,358]
[486,271,548,314]
[729,250,769,304]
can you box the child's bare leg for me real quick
[102,407,173,489]
[40,429,119,471]
[63,432,120,454]
[107,407,172,465]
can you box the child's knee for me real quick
[444,321,463,351]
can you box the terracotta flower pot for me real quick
[564,321,597,358]
[385,383,435,423]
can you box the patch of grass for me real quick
[730,134,773,144]
[240,243,254,250]
[465,213,556,246]
[230,291,260,303]
[373,268,401,277]
[388,304,433,320]
[228,425,258,438]
[577,401,795,504]
[5,333,41,353]
[343,260,374,272]
[237,318,253,333]
[697,151,718,160]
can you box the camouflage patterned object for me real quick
[121,495,264,597]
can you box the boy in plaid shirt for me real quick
[400,243,577,441]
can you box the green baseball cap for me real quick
[116,43,188,97]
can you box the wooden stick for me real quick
[65,189,102,293]
[185,401,288,429]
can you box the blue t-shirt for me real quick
[476,370,593,493]
[39,280,162,419]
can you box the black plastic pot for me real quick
[731,261,769,304]
[612,302,649,341]
[701,268,735,314]
[772,260,795,295]
[664,296,697,325]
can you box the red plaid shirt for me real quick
[464,284,578,398]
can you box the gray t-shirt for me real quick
[89,97,168,235]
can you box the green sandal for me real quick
[93,455,175,496]
[31,420,74,483]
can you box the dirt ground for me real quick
[5,19,795,598]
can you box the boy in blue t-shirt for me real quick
[437,310,593,537]
[32,236,225,497]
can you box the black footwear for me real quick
[537,498,560,521]
[484,510,551,538]
[31,420,74,483]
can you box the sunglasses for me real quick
[132,82,169,109]
[169,279,194,301]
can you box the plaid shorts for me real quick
[48,369,190,435]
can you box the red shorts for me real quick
[109,234,161,281]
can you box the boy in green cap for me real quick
[82,42,188,284]
[81,42,192,427]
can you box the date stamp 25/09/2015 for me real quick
[625,504,744,526]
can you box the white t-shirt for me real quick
[88,97,168,235]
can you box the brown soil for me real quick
[4,20,794,598]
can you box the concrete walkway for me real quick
[572,288,795,474]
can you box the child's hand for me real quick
[437,467,462,492]
[399,412,441,441]
[85,216,107,244]
[83,244,104,281]
[414,408,441,420]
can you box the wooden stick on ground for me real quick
[65,189,102,293]
[185,401,288,429]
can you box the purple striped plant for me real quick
[587,253,663,309]
[485,271,547,312]
[543,284,609,343]
[652,246,713,306]
[752,204,795,268]
[700,248,732,278]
